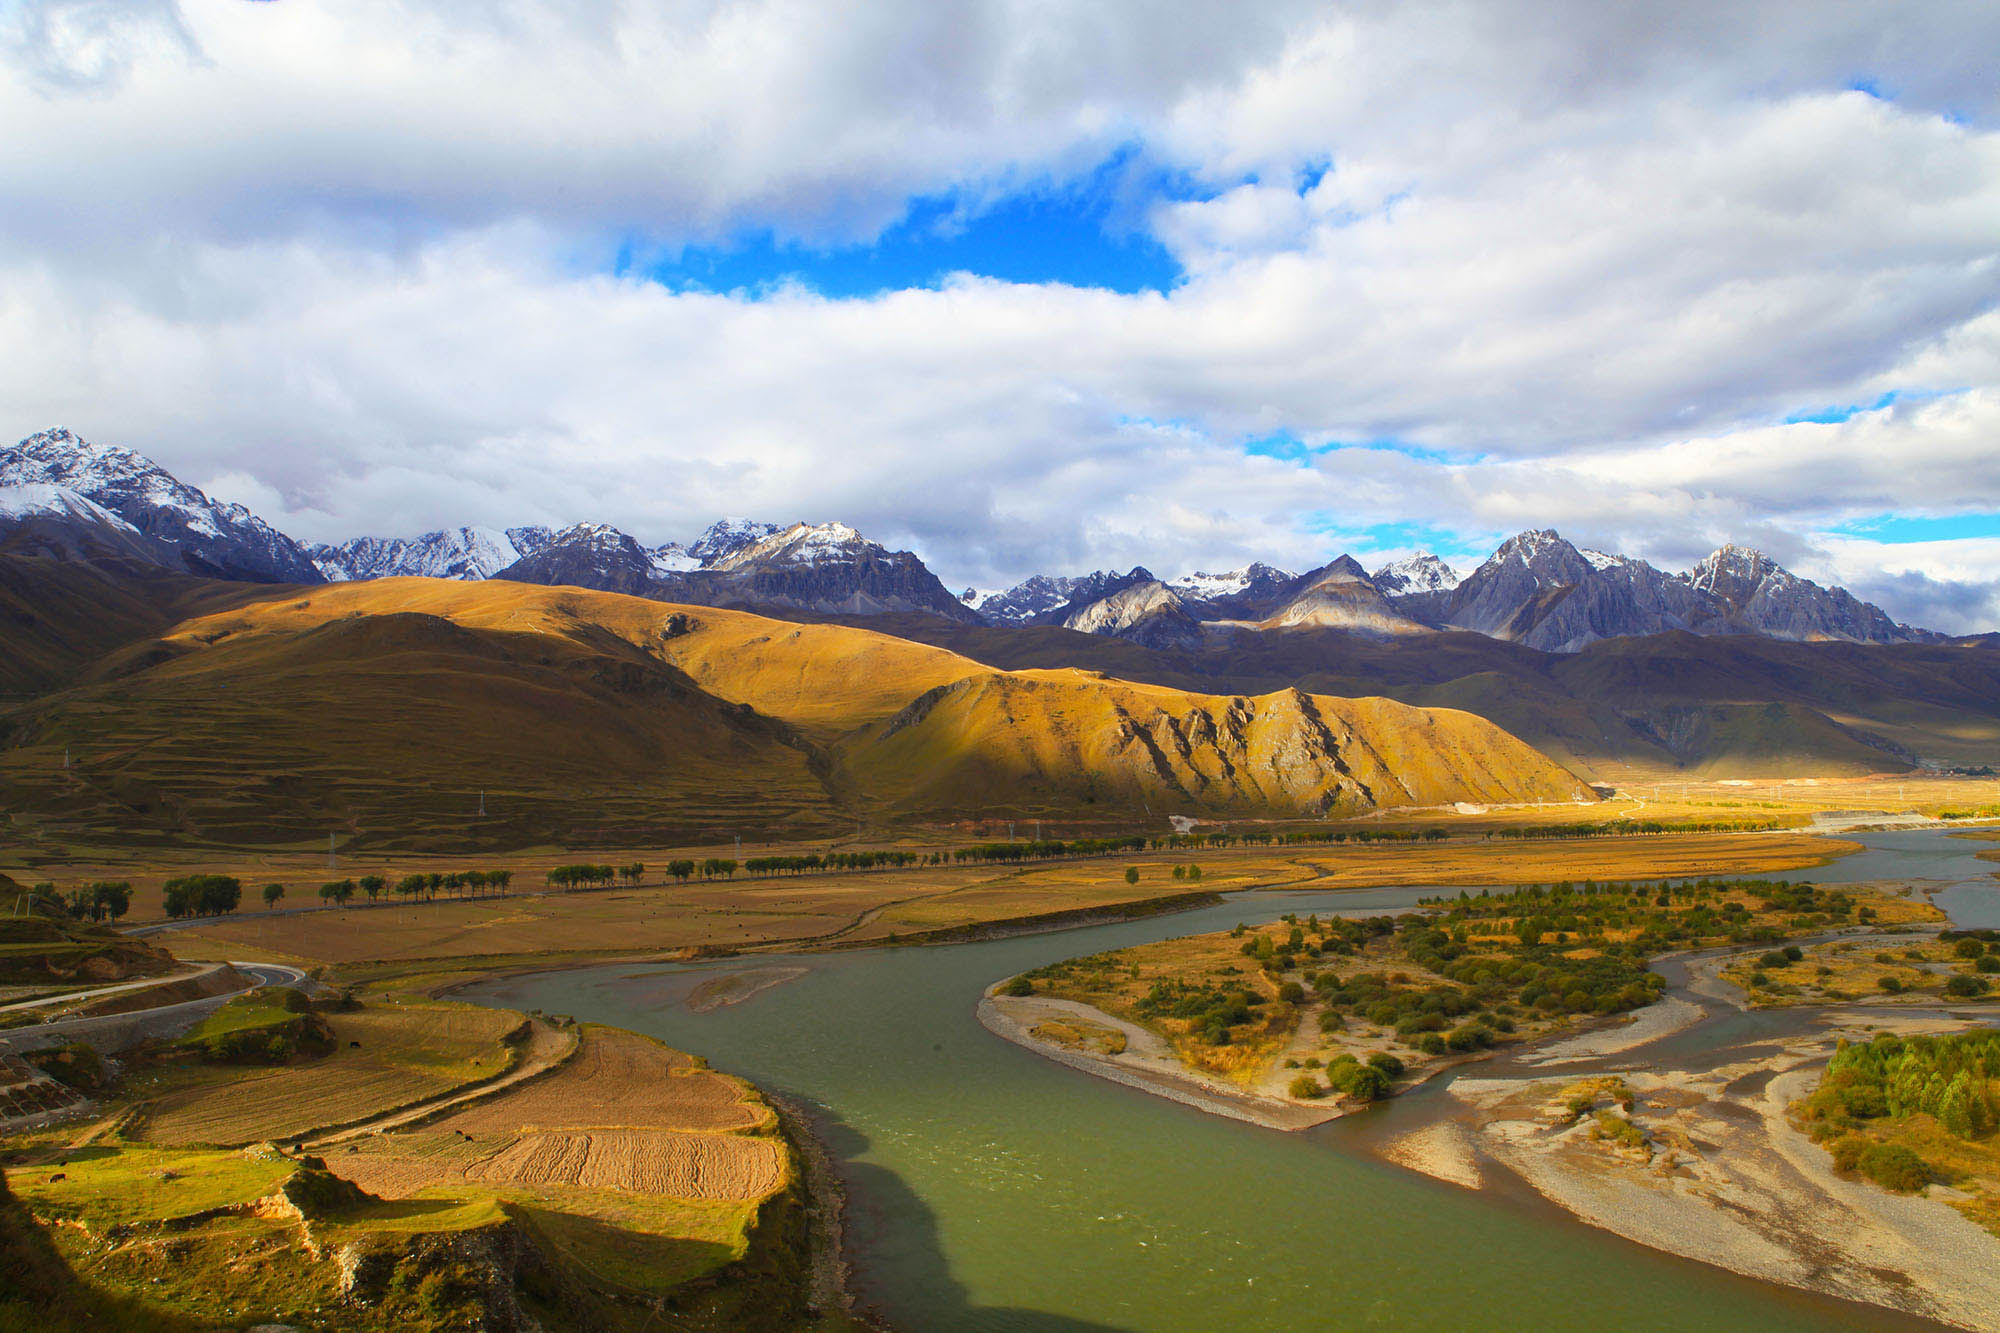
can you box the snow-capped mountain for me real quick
[1,428,321,583]
[687,518,779,565]
[1685,544,1923,644]
[0,483,182,568]
[494,522,664,595]
[311,526,556,582]
[1165,563,1302,620]
[976,571,1136,625]
[1370,553,1461,598]
[0,429,1946,647]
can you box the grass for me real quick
[5,1144,295,1230]
[1724,936,1977,1005]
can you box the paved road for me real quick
[0,961,307,1055]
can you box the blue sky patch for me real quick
[1832,512,2000,544]
[633,148,1196,297]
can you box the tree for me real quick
[359,875,385,904]
[1124,866,1140,886]
[262,883,285,909]
[321,879,355,908]
[621,862,645,886]
[163,874,242,919]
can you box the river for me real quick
[464,828,1999,1331]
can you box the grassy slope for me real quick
[853,616,2000,779]
[0,571,1597,845]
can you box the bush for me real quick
[1878,975,1904,994]
[1414,1034,1447,1056]
[1944,974,1988,998]
[1366,1052,1405,1078]
[1000,977,1034,997]
[1288,1074,1324,1100]
[1783,945,1804,962]
[1278,981,1305,1004]
[1757,950,1789,968]
[1857,1142,1930,1192]
[1955,938,1987,959]
[1978,955,2000,974]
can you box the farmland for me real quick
[2,993,825,1331]
[133,999,527,1146]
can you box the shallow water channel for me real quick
[465,829,2000,1331]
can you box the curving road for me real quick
[0,961,307,1055]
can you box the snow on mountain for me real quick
[1,428,321,583]
[0,482,184,568]
[1370,553,1462,597]
[687,518,780,566]
[1168,564,1299,603]
[1683,544,1927,644]
[312,526,541,582]
[649,541,700,575]
[708,521,871,571]
[0,482,129,525]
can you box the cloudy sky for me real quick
[3,1,1998,629]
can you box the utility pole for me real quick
[478,790,486,817]
[62,745,70,770]
[328,833,336,871]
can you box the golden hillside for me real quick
[0,568,1592,846]
[840,670,1591,818]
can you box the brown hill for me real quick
[830,617,2000,781]
[0,564,1590,847]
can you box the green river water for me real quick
[468,830,1999,1331]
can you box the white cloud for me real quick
[1,0,1997,629]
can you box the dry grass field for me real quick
[119,831,1861,971]
[95,831,1867,974]
[131,999,525,1146]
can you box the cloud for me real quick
[0,1,1996,630]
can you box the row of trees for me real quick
[163,874,243,919]
[310,869,517,908]
[64,881,132,922]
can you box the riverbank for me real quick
[979,989,1348,1130]
[1419,1006,2000,1331]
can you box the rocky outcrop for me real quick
[1061,580,1206,648]
[1686,544,1929,644]
[1258,557,1431,636]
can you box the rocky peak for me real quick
[1,427,321,583]
[687,518,781,565]
[1371,552,1462,597]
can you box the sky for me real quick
[2,1,1998,630]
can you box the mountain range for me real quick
[0,427,1954,653]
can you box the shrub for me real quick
[1944,974,1988,998]
[1278,981,1305,1004]
[1000,977,1034,997]
[1857,1143,1930,1192]
[1288,1074,1324,1100]
[1757,950,1789,968]
[1955,938,1987,959]
[1414,1034,1447,1056]
[1878,975,1904,994]
[1978,955,2000,974]
[1783,945,1804,962]
[1366,1052,1405,1078]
